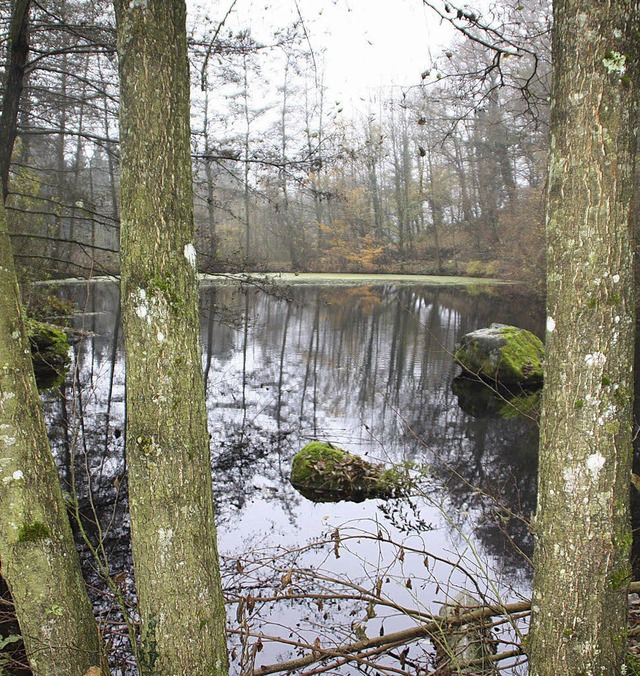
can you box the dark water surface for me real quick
[43,278,543,674]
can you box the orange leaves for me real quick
[318,221,386,272]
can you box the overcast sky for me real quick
[198,0,455,112]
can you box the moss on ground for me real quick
[26,292,76,326]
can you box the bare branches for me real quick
[218,508,533,676]
[420,0,550,121]
[423,1,523,58]
[424,1,541,58]
[255,599,530,674]
[199,0,240,91]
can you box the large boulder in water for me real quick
[454,323,544,386]
[290,442,404,503]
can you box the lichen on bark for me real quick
[0,195,103,673]
[528,1,639,674]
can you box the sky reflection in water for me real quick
[43,278,543,673]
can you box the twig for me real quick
[256,600,530,674]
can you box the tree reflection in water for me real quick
[41,279,543,674]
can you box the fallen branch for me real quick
[258,583,640,674]
[256,600,531,674]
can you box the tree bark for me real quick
[528,1,638,674]
[0,198,103,673]
[113,1,229,673]
[0,0,31,199]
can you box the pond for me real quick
[42,275,544,674]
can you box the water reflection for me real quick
[43,279,543,673]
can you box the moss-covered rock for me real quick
[291,442,405,503]
[25,319,71,390]
[451,375,541,420]
[454,323,544,386]
[497,389,541,420]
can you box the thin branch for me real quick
[199,0,240,91]
[256,600,531,674]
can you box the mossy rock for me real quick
[454,323,544,386]
[291,442,404,503]
[497,389,541,420]
[451,375,541,420]
[25,319,71,390]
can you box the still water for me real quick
[43,277,543,674]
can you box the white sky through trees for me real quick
[192,0,455,112]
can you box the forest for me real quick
[2,0,549,285]
[0,0,638,675]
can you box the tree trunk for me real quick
[242,54,252,262]
[203,85,219,268]
[113,1,229,673]
[303,76,326,250]
[279,58,300,270]
[365,119,384,237]
[0,196,103,674]
[426,149,443,275]
[390,109,406,258]
[0,0,30,200]
[528,1,638,674]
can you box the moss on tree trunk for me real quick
[114,1,228,672]
[0,199,103,673]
